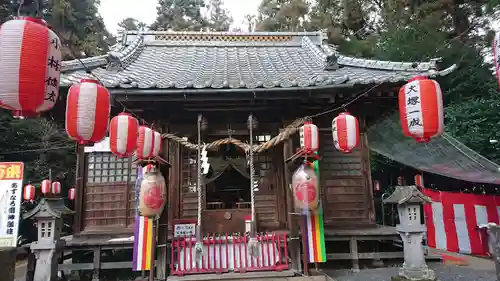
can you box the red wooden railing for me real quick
[171,232,289,276]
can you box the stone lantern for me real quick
[383,185,436,281]
[23,198,74,281]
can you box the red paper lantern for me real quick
[109,113,139,158]
[299,121,319,154]
[0,17,62,118]
[137,126,162,159]
[66,79,110,145]
[41,179,51,194]
[68,188,76,200]
[51,181,61,194]
[399,76,444,143]
[415,174,424,188]
[23,184,35,200]
[332,112,359,153]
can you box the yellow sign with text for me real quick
[0,162,23,181]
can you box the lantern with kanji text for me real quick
[109,113,139,158]
[41,179,51,195]
[51,181,61,194]
[137,126,162,160]
[0,17,62,118]
[332,112,359,153]
[299,121,319,154]
[65,79,110,145]
[23,184,35,201]
[68,188,76,201]
[399,76,444,143]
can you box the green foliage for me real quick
[151,0,209,31]
[118,17,148,31]
[0,112,75,187]
[256,0,309,31]
[207,0,233,31]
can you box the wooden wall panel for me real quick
[320,129,375,228]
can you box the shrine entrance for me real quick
[203,144,252,234]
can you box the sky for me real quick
[98,0,261,34]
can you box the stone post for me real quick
[486,225,500,281]
[0,247,16,281]
[383,186,437,281]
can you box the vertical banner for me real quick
[303,158,326,263]
[0,162,23,247]
[133,165,154,271]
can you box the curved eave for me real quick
[96,64,457,95]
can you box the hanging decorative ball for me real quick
[332,112,359,153]
[415,174,424,188]
[139,168,166,217]
[299,121,319,154]
[0,17,62,118]
[137,126,161,159]
[41,179,51,195]
[65,79,111,145]
[109,113,139,158]
[51,181,61,194]
[23,184,35,201]
[399,76,444,143]
[291,163,319,212]
[68,187,76,201]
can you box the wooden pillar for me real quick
[156,122,169,280]
[283,137,301,272]
[360,117,376,225]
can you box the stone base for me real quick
[391,268,438,281]
[391,276,438,281]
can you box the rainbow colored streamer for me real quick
[132,165,154,271]
[132,216,154,271]
[304,157,326,263]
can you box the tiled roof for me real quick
[60,31,457,91]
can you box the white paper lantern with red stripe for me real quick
[415,174,424,188]
[399,76,444,143]
[51,181,61,194]
[332,112,359,153]
[109,113,139,158]
[23,184,35,201]
[65,79,110,145]
[68,188,76,200]
[136,126,162,159]
[299,121,319,154]
[41,179,51,194]
[0,17,62,118]
[152,130,162,156]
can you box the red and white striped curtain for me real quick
[422,188,500,255]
